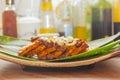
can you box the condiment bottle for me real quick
[55,0,73,37]
[86,0,92,41]
[2,0,17,38]
[113,0,120,37]
[91,0,112,40]
[73,0,87,41]
[39,0,56,34]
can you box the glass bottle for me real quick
[39,0,56,34]
[17,0,41,39]
[2,0,17,38]
[55,0,73,37]
[91,0,112,40]
[85,0,92,41]
[73,0,87,41]
[113,0,120,36]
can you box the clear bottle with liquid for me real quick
[85,0,93,41]
[113,0,120,36]
[39,0,56,34]
[55,0,73,37]
[2,0,17,38]
[91,0,112,40]
[73,0,87,41]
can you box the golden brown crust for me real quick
[51,45,67,59]
[19,41,40,56]
[65,46,76,56]
[27,45,46,57]
[19,36,89,60]
[71,42,89,56]
[38,47,56,58]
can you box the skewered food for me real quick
[19,36,89,60]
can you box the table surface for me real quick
[0,57,120,80]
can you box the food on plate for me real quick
[19,36,89,60]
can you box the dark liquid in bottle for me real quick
[114,22,120,39]
[92,8,112,40]
[2,10,17,38]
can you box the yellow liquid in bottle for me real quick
[41,1,53,11]
[73,26,87,41]
[39,27,56,34]
[113,1,120,22]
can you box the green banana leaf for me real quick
[0,47,37,61]
[88,32,120,48]
[0,36,31,47]
[0,33,120,62]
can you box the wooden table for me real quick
[0,57,120,80]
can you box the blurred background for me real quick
[0,0,119,41]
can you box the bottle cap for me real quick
[6,0,14,5]
[41,0,53,11]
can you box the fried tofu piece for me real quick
[19,41,40,56]
[46,51,63,60]
[51,46,67,59]
[28,45,46,57]
[71,43,89,56]
[65,45,76,56]
[38,47,56,58]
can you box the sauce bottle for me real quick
[2,0,17,38]
[39,0,56,34]
[73,0,87,41]
[91,0,112,40]
[113,0,120,36]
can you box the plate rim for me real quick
[0,50,120,68]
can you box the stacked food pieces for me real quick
[19,36,89,60]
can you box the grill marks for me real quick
[28,45,46,57]
[19,41,40,56]
[19,37,89,60]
